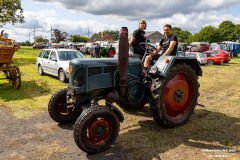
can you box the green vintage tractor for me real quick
[48,27,202,154]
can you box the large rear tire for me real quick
[48,88,82,124]
[74,105,120,154]
[150,63,199,127]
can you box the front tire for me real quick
[151,63,199,127]
[74,105,120,154]
[58,69,67,83]
[38,65,44,76]
[48,89,82,124]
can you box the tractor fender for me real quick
[106,103,124,123]
[149,56,202,77]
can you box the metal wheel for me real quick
[207,60,214,65]
[151,63,199,127]
[58,69,67,83]
[74,105,120,154]
[11,66,21,89]
[38,65,44,75]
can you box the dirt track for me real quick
[0,106,131,160]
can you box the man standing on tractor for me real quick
[143,24,178,72]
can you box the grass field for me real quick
[0,46,239,159]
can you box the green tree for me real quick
[233,24,240,42]
[99,30,120,40]
[187,33,201,43]
[172,27,192,43]
[70,34,89,43]
[217,20,235,41]
[0,0,24,27]
[34,36,49,43]
[198,26,220,43]
[53,29,68,43]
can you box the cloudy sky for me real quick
[2,0,240,42]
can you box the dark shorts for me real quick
[133,46,145,56]
[152,54,161,60]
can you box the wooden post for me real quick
[118,27,129,108]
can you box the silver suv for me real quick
[36,48,85,82]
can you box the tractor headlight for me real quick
[150,66,158,74]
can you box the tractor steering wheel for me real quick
[139,42,157,54]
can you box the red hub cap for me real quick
[87,118,112,145]
[163,73,193,118]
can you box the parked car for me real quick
[33,42,49,49]
[204,52,223,65]
[36,48,86,82]
[185,52,207,65]
[190,42,210,52]
[203,50,231,63]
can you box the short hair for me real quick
[138,19,147,30]
[163,24,172,30]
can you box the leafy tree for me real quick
[198,26,220,43]
[70,34,89,43]
[172,27,192,43]
[53,29,68,43]
[218,20,235,41]
[34,36,49,43]
[99,30,120,40]
[187,33,201,43]
[0,0,24,27]
[233,24,240,42]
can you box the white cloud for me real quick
[2,0,240,42]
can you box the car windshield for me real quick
[58,50,84,61]
[199,53,206,58]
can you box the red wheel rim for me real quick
[87,117,112,145]
[163,73,194,118]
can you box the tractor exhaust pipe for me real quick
[118,27,129,108]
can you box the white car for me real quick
[36,48,85,82]
[185,52,207,65]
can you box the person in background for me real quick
[80,45,86,55]
[95,43,101,58]
[143,24,178,73]
[90,44,95,58]
[69,44,75,49]
[129,19,147,59]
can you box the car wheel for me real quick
[207,60,214,65]
[38,65,44,76]
[58,69,67,83]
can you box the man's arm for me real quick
[152,45,162,55]
[162,41,176,56]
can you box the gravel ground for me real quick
[0,106,132,160]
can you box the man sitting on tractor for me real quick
[143,24,178,73]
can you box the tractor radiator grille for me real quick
[88,67,102,77]
[104,66,116,73]
[73,68,85,87]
